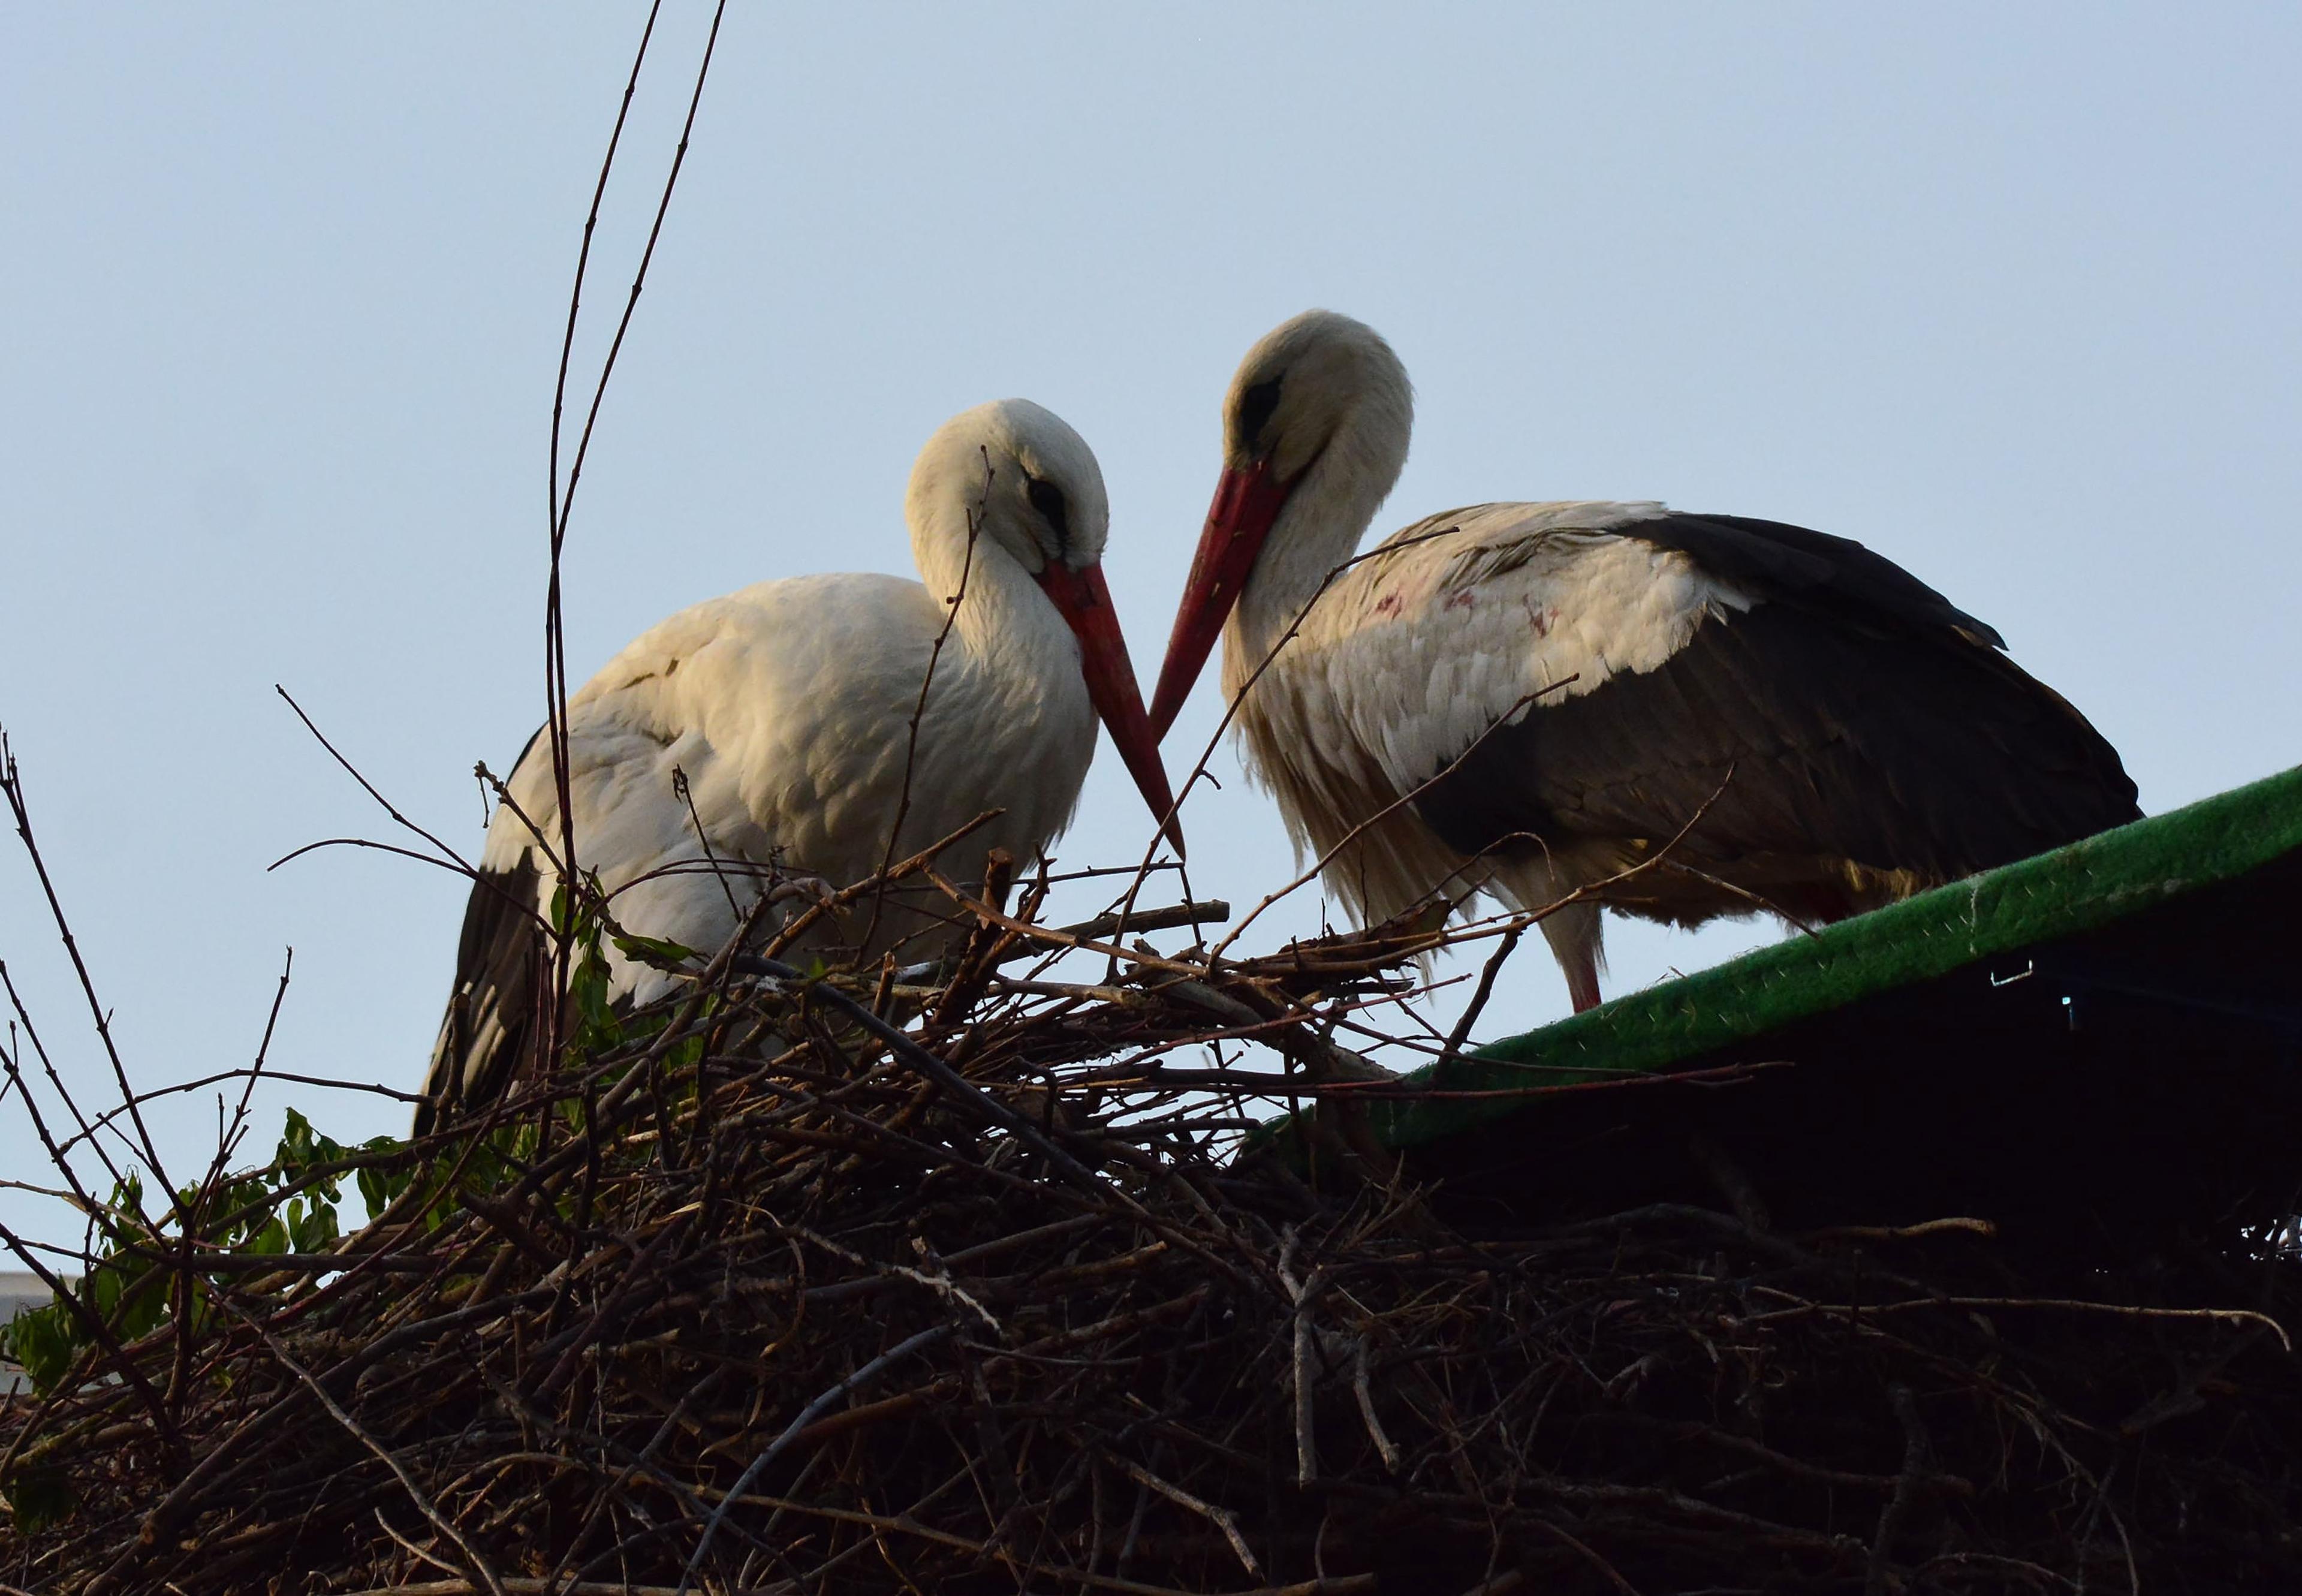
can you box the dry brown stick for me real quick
[61,1068,424,1157]
[0,1219,181,1458]
[540,0,663,920]
[1804,1218,1998,1243]
[1080,1060,1785,1102]
[773,1381,951,1453]
[0,961,127,1208]
[1351,1334,1400,1474]
[938,1212,1107,1266]
[542,1,728,1052]
[863,445,993,952]
[1747,1296,2291,1350]
[1604,1416,1972,1497]
[271,686,486,887]
[1033,1240,1171,1288]
[331,1583,730,1596]
[783,1224,1001,1333]
[758,808,1006,960]
[221,1299,510,1596]
[1277,1230,1325,1486]
[995,1285,1210,1362]
[1867,1383,1930,1596]
[1438,925,1523,1065]
[528,1211,694,1402]
[675,1321,956,1595]
[1023,899,1233,953]
[456,1190,563,1271]
[0,738,183,1227]
[917,868,1212,978]
[374,1506,470,1579]
[1529,1519,1638,1593]
[670,763,743,920]
[1144,969,1400,1191]
[1104,1452,1263,1580]
[700,1488,1379,1596]
[1149,975,1391,1085]
[173,946,295,1416]
[719,951,1225,1283]
[85,1282,564,1595]
[106,1246,438,1276]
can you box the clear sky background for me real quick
[3,7,2297,1244]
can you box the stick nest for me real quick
[5,875,2300,1596]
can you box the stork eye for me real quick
[1026,475,1070,543]
[1237,377,1283,453]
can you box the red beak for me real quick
[1034,561,1187,858]
[1148,459,1292,739]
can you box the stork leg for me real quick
[1538,899,1606,1013]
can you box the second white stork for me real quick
[421,399,1179,1130]
[1150,311,2140,1011]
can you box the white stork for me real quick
[1150,311,2140,1011]
[421,399,1179,1130]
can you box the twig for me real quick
[863,445,993,950]
[223,1298,511,1596]
[273,687,481,880]
[1022,899,1231,954]
[1106,1453,1263,1580]
[1806,1218,1999,1243]
[676,1321,955,1595]
[1749,1296,2292,1351]
[61,1068,423,1155]
[1438,925,1521,1065]
[672,764,743,919]
[1867,1383,1929,1596]
[1351,1334,1400,1474]
[0,735,180,1219]
[540,0,727,1064]
[1277,1230,1325,1485]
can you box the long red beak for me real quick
[1148,459,1292,739]
[1034,561,1187,858]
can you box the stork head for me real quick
[1149,311,1413,738]
[909,399,1183,856]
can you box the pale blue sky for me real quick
[4,7,2297,1240]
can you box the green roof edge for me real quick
[1355,763,2302,1151]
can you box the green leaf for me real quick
[288,1196,341,1254]
[249,1216,290,1257]
[279,1106,319,1170]
[355,1135,414,1218]
[4,1303,80,1394]
[613,932,705,971]
[1,1462,76,1532]
[113,1266,169,1342]
[88,1259,123,1322]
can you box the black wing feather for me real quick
[1626,513,2005,646]
[417,852,548,1135]
[1416,513,2138,898]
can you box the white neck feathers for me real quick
[1224,392,1412,697]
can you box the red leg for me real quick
[1538,900,1606,1014]
[1565,950,1603,1013]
